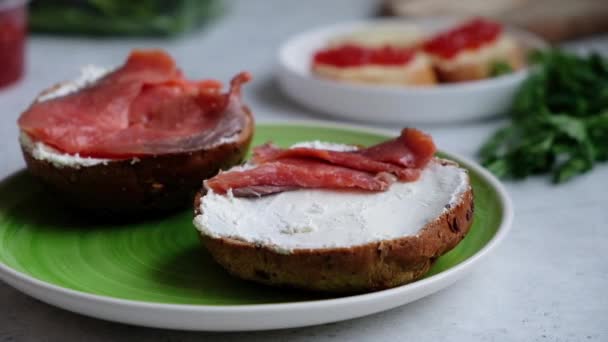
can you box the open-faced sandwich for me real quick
[311,17,523,86]
[312,44,437,86]
[17,50,254,215]
[193,129,474,293]
[422,18,524,82]
[312,24,435,86]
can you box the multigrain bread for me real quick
[20,82,254,215]
[194,159,474,293]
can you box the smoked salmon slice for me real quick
[18,50,251,158]
[205,128,436,197]
[251,128,434,181]
[252,143,420,181]
[205,158,395,197]
[358,128,436,169]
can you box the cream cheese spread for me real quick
[194,142,470,253]
[37,65,109,102]
[19,132,112,168]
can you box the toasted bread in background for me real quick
[429,35,524,83]
[313,54,437,86]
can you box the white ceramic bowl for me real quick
[276,18,548,124]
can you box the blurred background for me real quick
[2,0,608,177]
[3,0,608,87]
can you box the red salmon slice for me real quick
[252,143,420,181]
[18,50,250,158]
[251,128,434,181]
[205,128,436,197]
[358,128,436,169]
[205,158,395,197]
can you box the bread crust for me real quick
[195,160,474,293]
[431,36,525,83]
[312,54,437,86]
[20,85,254,215]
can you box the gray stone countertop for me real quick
[0,0,606,341]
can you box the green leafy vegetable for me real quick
[479,49,608,183]
[490,60,513,77]
[29,0,223,36]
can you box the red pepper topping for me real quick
[313,44,415,68]
[423,18,502,59]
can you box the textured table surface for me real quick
[1,0,607,341]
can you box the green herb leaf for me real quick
[554,156,592,183]
[544,115,587,142]
[479,126,515,160]
[478,49,608,183]
[29,0,223,36]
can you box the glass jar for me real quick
[0,0,27,89]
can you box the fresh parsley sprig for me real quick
[479,50,608,183]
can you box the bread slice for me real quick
[19,82,254,215]
[429,35,524,83]
[194,158,474,293]
[313,53,437,86]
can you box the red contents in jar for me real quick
[313,44,415,68]
[423,18,502,59]
[0,3,26,89]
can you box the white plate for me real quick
[276,18,548,124]
[0,121,513,331]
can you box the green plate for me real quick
[0,123,511,330]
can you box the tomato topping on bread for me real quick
[423,18,502,59]
[313,44,416,67]
[312,44,436,86]
[312,17,524,85]
[423,18,524,82]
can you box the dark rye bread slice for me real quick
[20,83,254,216]
[194,160,474,293]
